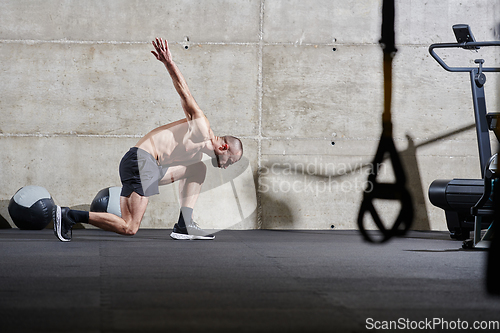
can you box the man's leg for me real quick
[88,192,148,235]
[178,164,206,209]
[53,192,148,241]
[159,162,213,240]
[160,161,206,208]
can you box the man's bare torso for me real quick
[135,117,214,166]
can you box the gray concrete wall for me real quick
[1,0,499,231]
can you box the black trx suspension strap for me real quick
[357,0,413,243]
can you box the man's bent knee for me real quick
[125,227,138,236]
[123,223,140,236]
[119,192,148,236]
[188,161,207,183]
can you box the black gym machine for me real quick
[428,24,500,248]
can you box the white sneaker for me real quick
[170,221,215,240]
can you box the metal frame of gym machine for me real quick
[428,24,500,249]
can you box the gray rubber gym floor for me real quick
[1,229,499,333]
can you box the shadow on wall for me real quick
[400,124,476,230]
[259,192,294,229]
[269,123,475,231]
[0,200,12,229]
[400,134,430,230]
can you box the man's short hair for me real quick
[224,135,243,161]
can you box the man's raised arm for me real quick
[151,38,203,121]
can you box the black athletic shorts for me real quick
[119,147,169,197]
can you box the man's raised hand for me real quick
[151,38,173,64]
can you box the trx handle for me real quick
[358,136,414,242]
[357,0,414,243]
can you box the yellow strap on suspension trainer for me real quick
[357,0,413,243]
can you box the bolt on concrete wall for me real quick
[0,0,499,231]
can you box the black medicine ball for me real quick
[90,186,122,217]
[8,186,55,230]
